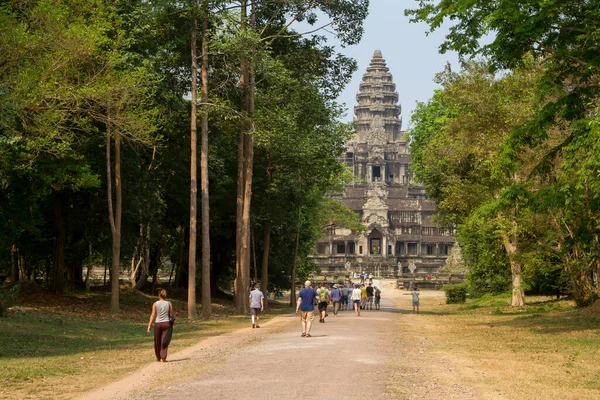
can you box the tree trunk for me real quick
[132,224,150,291]
[501,219,525,307]
[290,205,301,308]
[260,223,270,307]
[234,0,250,314]
[11,245,19,283]
[200,0,211,318]
[51,190,66,293]
[106,110,121,313]
[188,0,199,319]
[260,153,272,308]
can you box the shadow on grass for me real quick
[1,290,276,361]
[471,306,600,335]
[378,306,450,316]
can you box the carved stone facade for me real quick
[311,50,455,278]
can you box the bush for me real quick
[0,284,19,317]
[443,282,468,304]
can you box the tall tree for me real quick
[200,0,212,318]
[188,0,200,319]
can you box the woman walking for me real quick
[147,289,173,362]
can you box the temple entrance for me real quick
[369,229,382,255]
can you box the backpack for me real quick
[319,289,328,302]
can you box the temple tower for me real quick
[353,50,402,144]
[311,50,456,285]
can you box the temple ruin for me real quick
[311,50,455,279]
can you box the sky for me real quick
[333,0,459,126]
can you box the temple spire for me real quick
[352,50,402,144]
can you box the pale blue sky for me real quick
[335,0,459,126]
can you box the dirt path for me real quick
[82,285,479,400]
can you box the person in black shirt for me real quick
[366,283,375,310]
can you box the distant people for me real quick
[360,284,367,310]
[317,284,330,323]
[341,284,351,311]
[249,283,264,328]
[352,271,357,279]
[296,280,319,337]
[366,283,374,310]
[360,272,365,284]
[368,273,373,284]
[374,286,381,310]
[351,284,362,316]
[330,284,343,316]
[412,286,420,314]
[147,289,173,362]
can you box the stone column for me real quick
[329,241,333,256]
[382,236,387,256]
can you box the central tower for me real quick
[353,50,402,145]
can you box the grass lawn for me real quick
[390,291,600,399]
[0,285,292,399]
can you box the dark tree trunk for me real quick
[10,245,18,283]
[290,205,301,308]
[51,190,66,293]
[260,153,272,307]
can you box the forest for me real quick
[407,0,600,307]
[0,0,369,316]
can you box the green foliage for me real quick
[406,0,600,305]
[443,282,468,304]
[458,213,511,297]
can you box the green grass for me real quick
[0,288,292,399]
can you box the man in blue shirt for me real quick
[296,280,318,337]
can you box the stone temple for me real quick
[311,50,455,278]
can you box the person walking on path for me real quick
[317,284,330,323]
[360,284,367,310]
[351,284,362,316]
[147,289,173,362]
[330,284,342,316]
[296,281,319,337]
[374,286,381,310]
[341,284,351,311]
[249,283,264,328]
[368,273,373,284]
[366,283,374,310]
[412,286,420,314]
[360,272,365,284]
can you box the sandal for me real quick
[305,334,311,338]
[301,332,306,337]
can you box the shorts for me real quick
[341,295,348,305]
[367,296,374,303]
[413,300,420,307]
[375,296,381,304]
[250,307,261,316]
[353,300,361,304]
[318,301,328,312]
[300,310,315,322]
